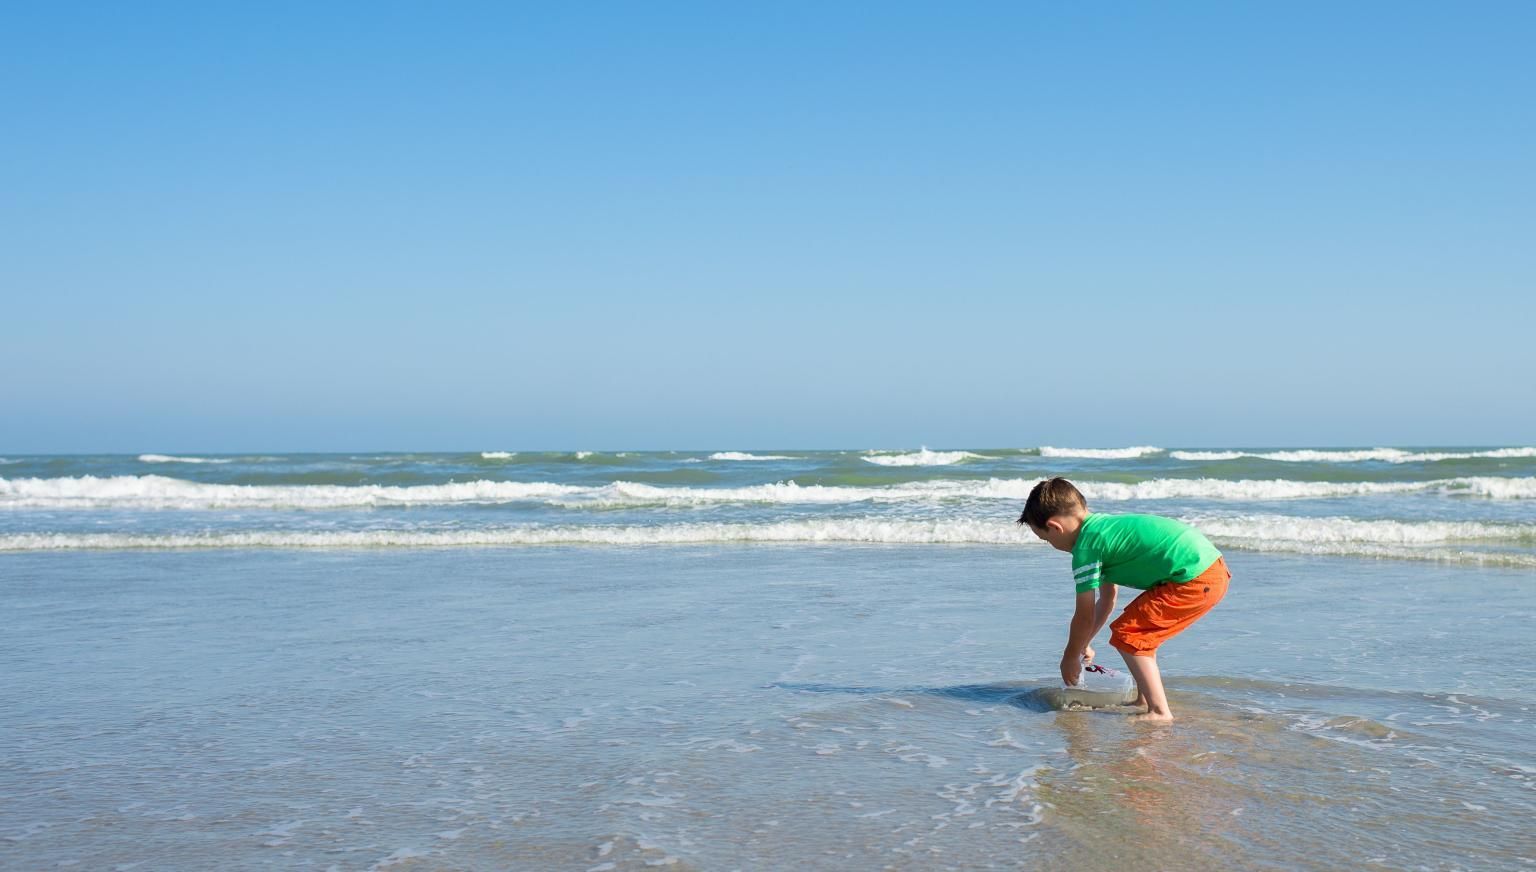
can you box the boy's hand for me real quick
[1082,644,1095,664]
[1060,653,1083,686]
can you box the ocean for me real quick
[2,447,1533,869]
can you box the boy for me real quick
[1019,477,1229,722]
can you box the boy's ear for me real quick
[1046,518,1065,534]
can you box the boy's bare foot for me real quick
[1128,711,1173,723]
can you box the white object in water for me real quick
[1046,662,1138,708]
[1019,662,1140,710]
[1069,663,1135,695]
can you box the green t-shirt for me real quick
[1071,513,1222,593]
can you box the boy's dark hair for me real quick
[1017,477,1087,528]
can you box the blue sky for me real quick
[3,2,1533,452]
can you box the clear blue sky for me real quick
[3,2,1533,452]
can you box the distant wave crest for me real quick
[1090,476,1536,501]
[138,454,231,464]
[1170,447,1536,464]
[863,449,986,466]
[1037,446,1164,460]
[480,452,516,459]
[708,452,794,461]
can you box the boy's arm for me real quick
[1061,587,1119,684]
[1061,590,1097,685]
[1089,585,1117,643]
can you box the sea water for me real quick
[2,447,1533,869]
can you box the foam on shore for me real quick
[5,515,1534,566]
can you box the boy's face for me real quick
[1028,515,1081,553]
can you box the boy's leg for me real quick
[1108,559,1231,722]
[1120,651,1172,721]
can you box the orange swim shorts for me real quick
[1109,557,1230,657]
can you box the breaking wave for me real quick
[1082,477,1536,501]
[0,475,587,509]
[4,475,1535,510]
[708,452,794,461]
[1191,514,1536,566]
[1197,514,1536,546]
[4,514,1533,566]
[138,454,231,464]
[1170,447,1536,464]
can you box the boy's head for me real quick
[1018,477,1088,552]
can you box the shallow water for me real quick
[3,545,1531,870]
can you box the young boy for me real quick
[1019,477,1229,722]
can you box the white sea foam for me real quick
[566,480,920,507]
[1196,514,1536,546]
[4,474,1535,510]
[0,519,1034,551]
[0,475,1031,510]
[564,477,1447,507]
[1458,447,1536,460]
[1077,478,1433,501]
[1080,476,1530,501]
[1190,514,1536,566]
[0,475,587,509]
[863,449,985,466]
[708,452,793,461]
[5,516,1532,566]
[137,454,231,464]
[1037,446,1164,459]
[1456,476,1536,499]
[1169,447,1536,464]
[575,451,595,460]
[480,452,515,459]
